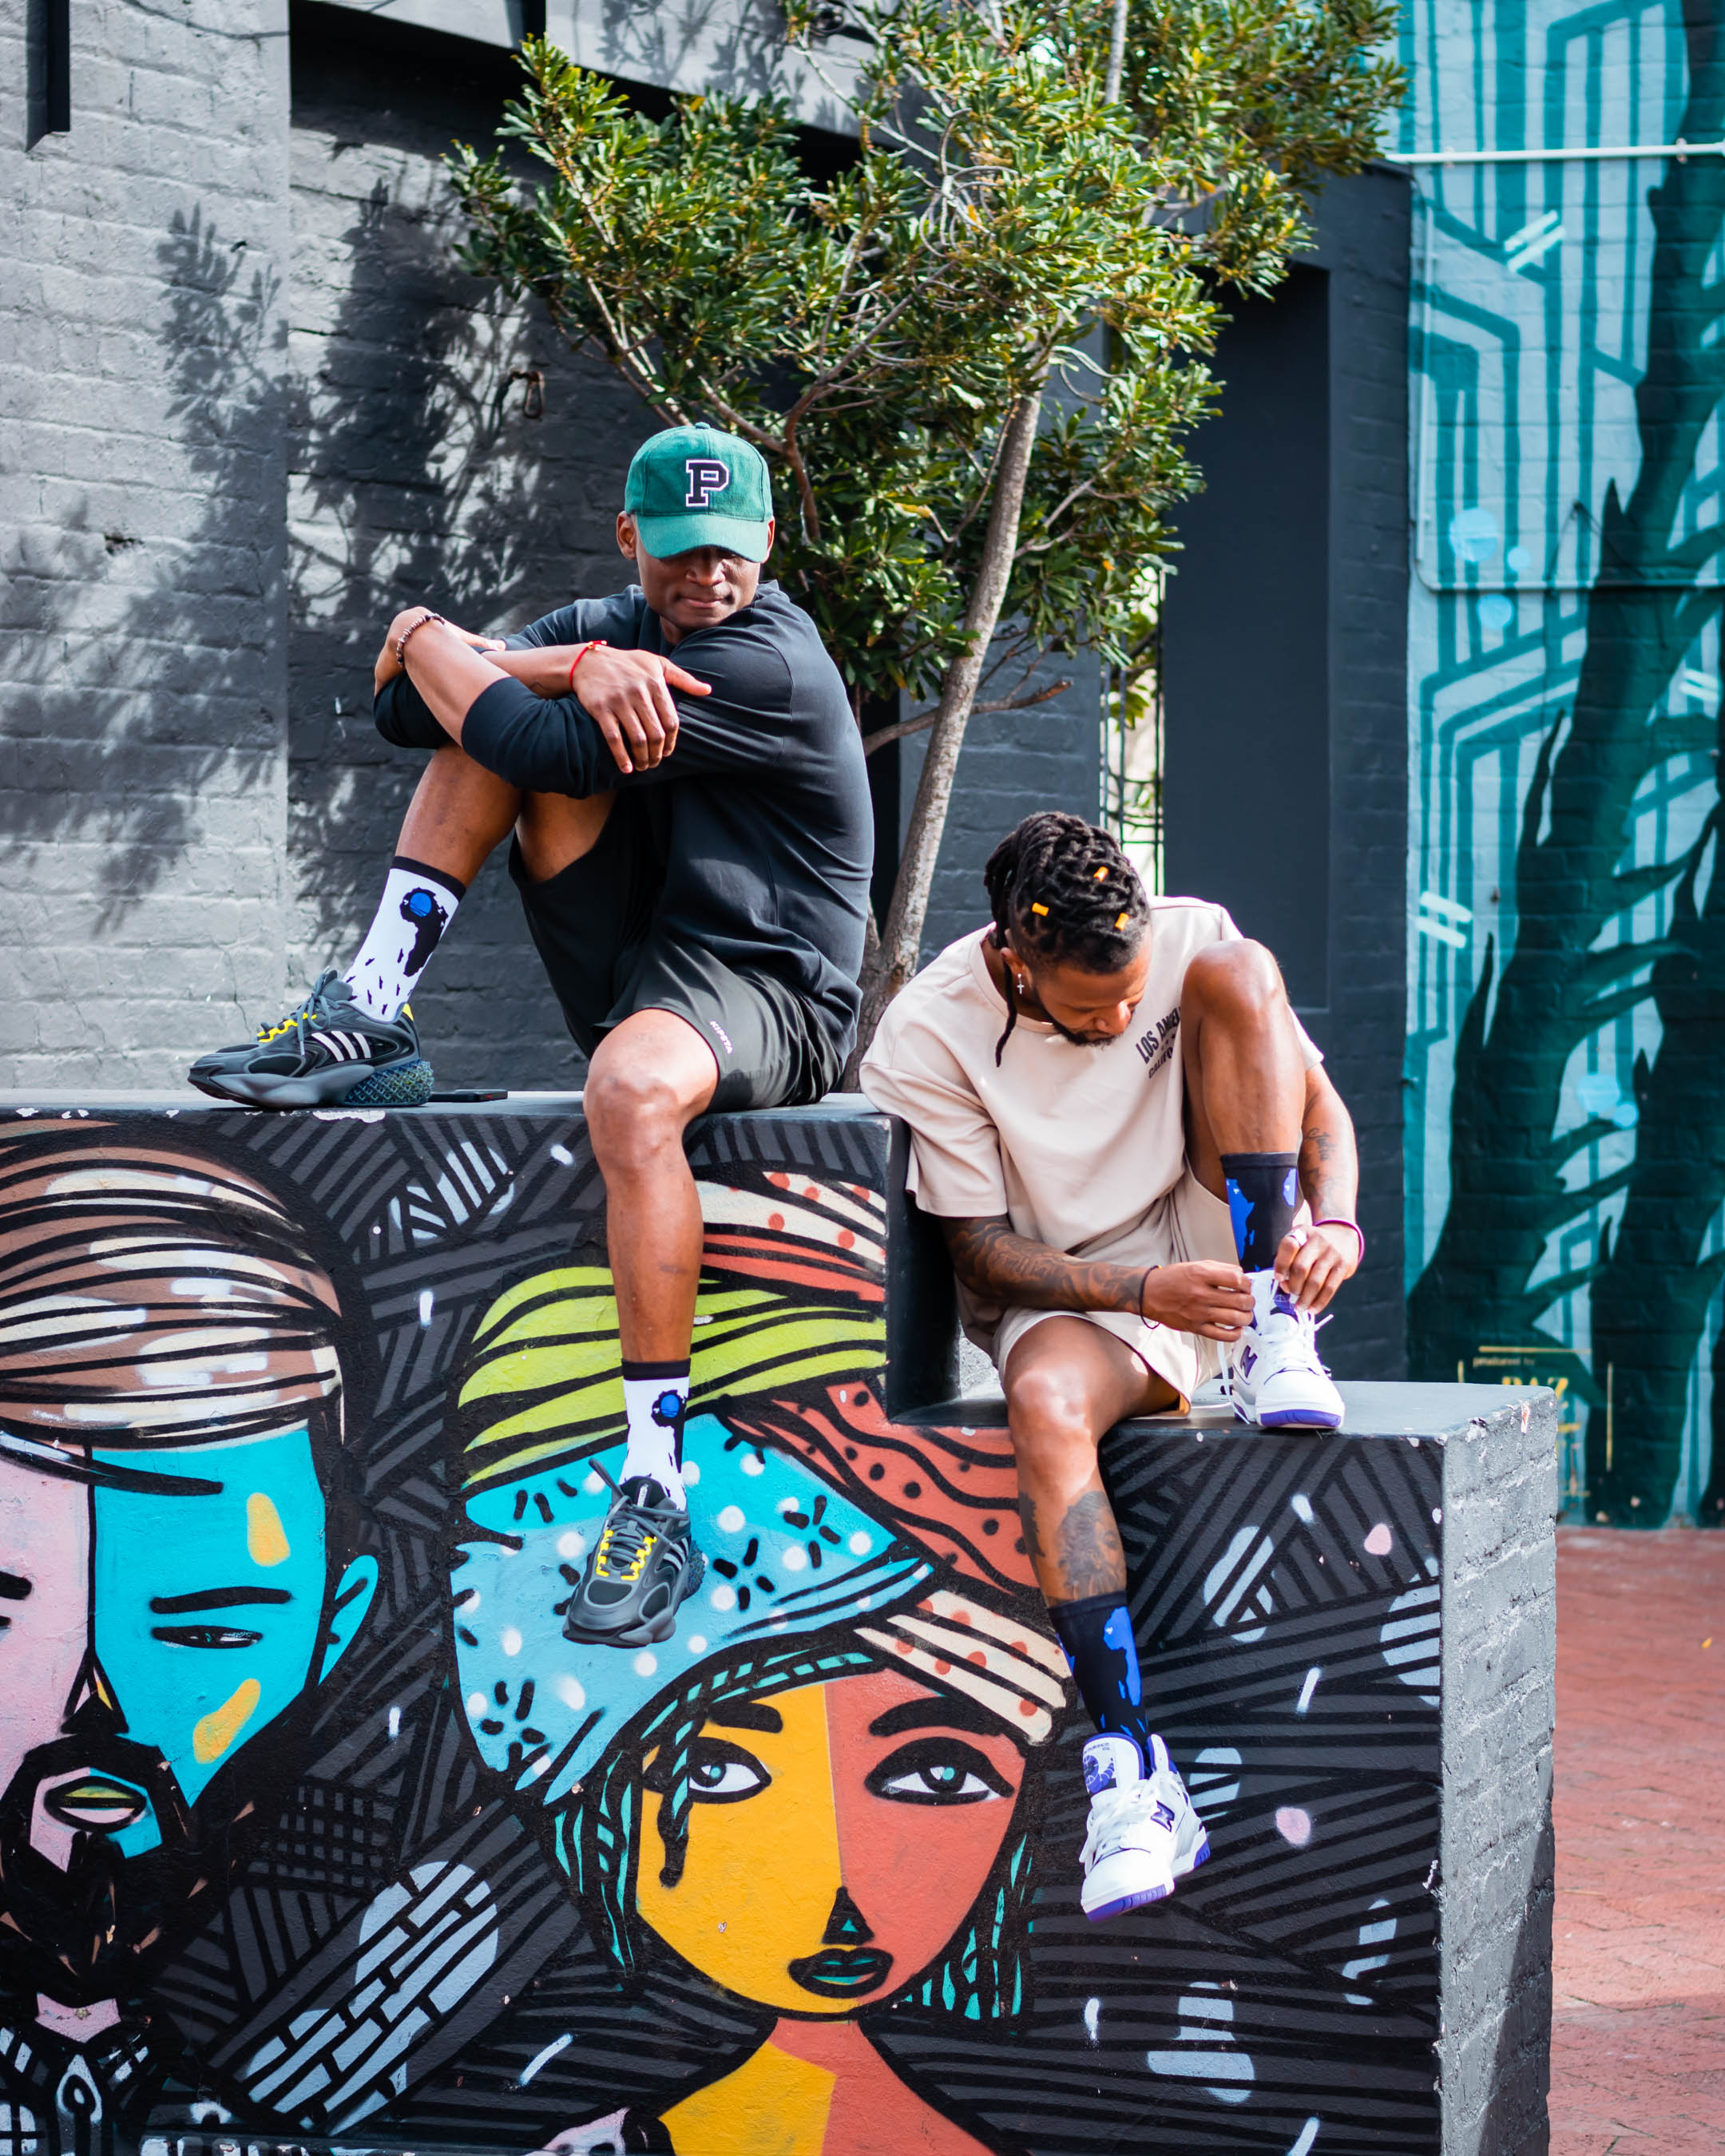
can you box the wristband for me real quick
[569,638,608,692]
[1138,1262,1160,1321]
[1313,1218,1365,1265]
[395,609,446,663]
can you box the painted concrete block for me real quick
[0,1097,1552,2154]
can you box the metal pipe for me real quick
[1388,138,1725,167]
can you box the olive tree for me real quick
[448,0,1398,1057]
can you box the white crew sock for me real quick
[619,1361,690,1508]
[343,857,466,1019]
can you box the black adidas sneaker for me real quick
[188,969,434,1109]
[562,1477,706,1650]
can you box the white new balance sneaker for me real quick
[1079,1733,1210,1921]
[1230,1270,1344,1429]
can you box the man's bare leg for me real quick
[1179,937,1348,1426]
[562,1008,717,1643]
[1178,939,1307,1199]
[582,1010,719,1370]
[1003,1322,1204,1907]
[395,743,526,887]
[1002,1318,1174,1606]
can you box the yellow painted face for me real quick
[632,1669,1027,2016]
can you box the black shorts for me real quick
[509,795,840,1112]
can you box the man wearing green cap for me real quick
[186,425,872,1651]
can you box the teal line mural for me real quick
[1403,0,1725,1524]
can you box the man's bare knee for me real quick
[584,1060,688,1167]
[1182,938,1287,1025]
[1007,1361,1108,1460]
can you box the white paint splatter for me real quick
[718,1505,747,1533]
[501,1627,522,1657]
[1295,1667,1321,1714]
[1275,1806,1313,1847]
[553,1674,585,1711]
[632,1651,657,1677]
[1363,1522,1393,1556]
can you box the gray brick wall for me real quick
[1,0,293,1088]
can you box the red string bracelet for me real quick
[569,638,607,692]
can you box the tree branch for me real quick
[860,672,1074,755]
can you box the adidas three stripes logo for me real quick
[310,1029,380,1064]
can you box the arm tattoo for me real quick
[1299,1074,1360,1220]
[942,1216,1145,1315]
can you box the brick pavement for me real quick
[1550,1529,1725,2152]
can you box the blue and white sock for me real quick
[1050,1591,1153,1770]
[344,856,466,1019]
[1220,1151,1300,1273]
[620,1360,689,1508]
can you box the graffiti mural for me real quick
[1402,0,1725,1524]
[1,1104,1449,2154]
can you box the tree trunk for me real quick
[845,385,1044,1082]
[1105,0,1128,102]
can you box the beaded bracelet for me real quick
[395,609,446,663]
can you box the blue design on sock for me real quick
[1052,1594,1152,1757]
[1226,1178,1254,1266]
[1102,1604,1143,1706]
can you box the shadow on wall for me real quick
[285,13,654,1088]
[2,207,288,926]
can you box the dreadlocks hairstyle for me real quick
[981,812,1151,1063]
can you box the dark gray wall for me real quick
[895,646,1104,965]
[287,2,647,1088]
[1160,166,1413,1378]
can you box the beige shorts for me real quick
[989,1171,1248,1408]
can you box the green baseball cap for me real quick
[624,425,775,564]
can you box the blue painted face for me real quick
[89,1427,376,1847]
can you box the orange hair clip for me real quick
[1116,911,1130,929]
[1030,901,1049,916]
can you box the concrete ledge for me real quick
[0,1098,1552,2154]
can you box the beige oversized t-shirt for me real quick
[859,903,1322,1389]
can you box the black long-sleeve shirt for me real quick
[374,582,873,1056]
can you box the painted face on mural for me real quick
[0,1430,375,2003]
[0,1138,379,2006]
[635,1667,1029,2014]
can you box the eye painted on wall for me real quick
[150,1626,266,1650]
[149,1584,290,1648]
[647,1738,772,1804]
[866,1738,1012,1806]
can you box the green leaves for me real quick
[446,4,1398,712]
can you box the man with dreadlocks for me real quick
[860,810,1362,1922]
